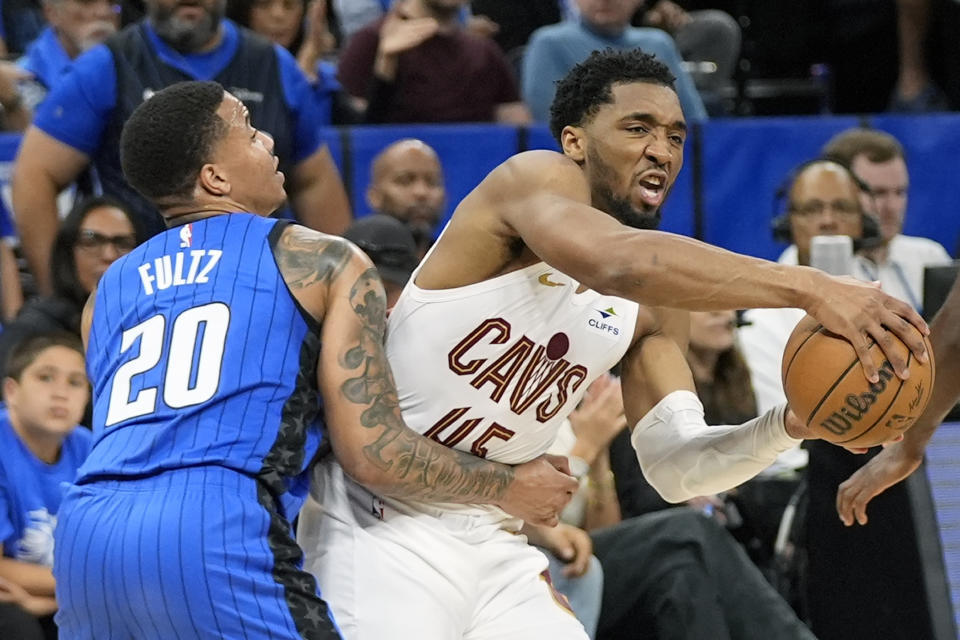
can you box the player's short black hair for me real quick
[4,331,83,383]
[120,81,229,203]
[549,49,677,143]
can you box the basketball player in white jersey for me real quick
[298,49,929,639]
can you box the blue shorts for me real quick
[53,466,341,639]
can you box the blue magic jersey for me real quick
[80,214,324,511]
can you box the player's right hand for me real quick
[805,274,928,383]
[836,442,923,526]
[499,454,578,526]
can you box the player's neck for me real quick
[159,199,256,227]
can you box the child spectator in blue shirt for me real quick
[0,332,90,640]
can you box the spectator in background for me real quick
[735,158,934,640]
[0,332,90,640]
[0,204,22,324]
[227,0,359,123]
[342,213,419,307]
[738,159,868,412]
[521,0,707,123]
[18,0,119,110]
[11,0,352,296]
[822,127,952,311]
[469,0,563,54]
[631,1,740,105]
[337,0,532,123]
[366,138,444,257]
[686,309,756,424]
[0,196,143,374]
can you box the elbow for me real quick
[642,467,692,504]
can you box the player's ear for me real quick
[560,126,586,163]
[198,162,230,197]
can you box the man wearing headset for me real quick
[737,158,936,640]
[739,158,874,412]
[823,127,952,312]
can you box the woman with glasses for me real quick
[0,195,144,385]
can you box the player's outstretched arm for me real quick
[274,226,577,525]
[837,273,960,526]
[485,151,928,383]
[621,309,803,503]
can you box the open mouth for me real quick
[637,173,666,207]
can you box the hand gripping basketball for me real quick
[781,315,935,448]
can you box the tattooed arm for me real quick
[275,225,577,525]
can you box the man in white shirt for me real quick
[737,153,938,639]
[824,127,952,312]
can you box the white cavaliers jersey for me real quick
[386,261,638,465]
[306,261,639,533]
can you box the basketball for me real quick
[781,315,935,448]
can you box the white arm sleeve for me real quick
[631,390,802,503]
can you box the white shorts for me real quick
[298,460,588,640]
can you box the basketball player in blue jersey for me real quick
[51,81,578,640]
[299,49,932,640]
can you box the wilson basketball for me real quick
[781,315,935,448]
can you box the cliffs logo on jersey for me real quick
[587,307,621,339]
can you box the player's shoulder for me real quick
[493,149,584,188]
[274,223,369,283]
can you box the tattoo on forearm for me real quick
[276,226,350,290]
[340,268,513,503]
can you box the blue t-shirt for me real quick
[18,26,71,95]
[0,410,91,566]
[34,19,324,162]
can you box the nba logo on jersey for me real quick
[180,224,193,248]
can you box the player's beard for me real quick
[149,0,225,53]
[588,147,663,230]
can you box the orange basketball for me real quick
[781,315,935,448]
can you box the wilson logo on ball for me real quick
[818,361,895,436]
